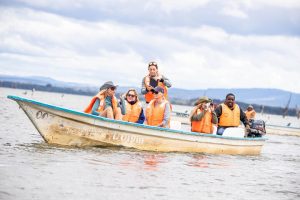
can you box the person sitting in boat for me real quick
[146,86,171,128]
[190,96,218,134]
[84,81,124,120]
[215,93,250,136]
[141,61,172,104]
[121,88,145,124]
[245,105,256,120]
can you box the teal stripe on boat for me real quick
[7,95,267,141]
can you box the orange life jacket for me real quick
[146,99,170,127]
[122,101,142,123]
[218,103,240,127]
[84,90,119,118]
[245,110,256,120]
[144,76,169,103]
[191,109,214,134]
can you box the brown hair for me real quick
[148,61,158,69]
[126,88,138,98]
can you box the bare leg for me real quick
[114,107,122,120]
[101,107,113,119]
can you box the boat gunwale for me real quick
[7,95,266,142]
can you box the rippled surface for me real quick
[1,88,300,200]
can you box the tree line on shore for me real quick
[1,81,299,118]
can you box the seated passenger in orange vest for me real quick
[121,89,145,124]
[245,105,256,120]
[215,93,250,136]
[84,81,123,120]
[141,61,172,104]
[190,96,218,134]
[146,86,171,128]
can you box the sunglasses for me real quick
[109,87,116,91]
[127,94,136,98]
[148,62,157,67]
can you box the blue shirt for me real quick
[91,96,125,116]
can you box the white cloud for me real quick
[221,0,300,19]
[251,0,300,9]
[16,0,300,11]
[14,0,87,9]
[185,26,229,44]
[145,0,210,13]
[224,0,300,10]
[0,7,300,93]
[221,1,249,19]
[16,0,211,12]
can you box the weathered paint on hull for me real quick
[9,96,266,155]
[45,120,263,155]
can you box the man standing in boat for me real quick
[84,81,124,120]
[215,93,250,136]
[146,86,171,128]
[141,61,172,104]
[121,88,145,124]
[190,96,218,134]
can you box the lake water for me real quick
[0,88,300,200]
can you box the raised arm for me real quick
[161,75,172,88]
[91,99,100,116]
[118,97,126,115]
[161,102,171,127]
[190,108,206,121]
[240,108,249,127]
[141,77,148,95]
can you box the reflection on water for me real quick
[1,88,300,200]
[143,154,166,171]
[116,153,166,171]
[187,155,210,168]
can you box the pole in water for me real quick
[282,93,292,118]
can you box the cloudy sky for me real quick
[0,0,300,93]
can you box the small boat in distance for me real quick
[8,95,266,155]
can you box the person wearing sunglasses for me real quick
[190,96,218,134]
[141,61,172,104]
[146,86,171,128]
[121,89,145,124]
[84,81,123,120]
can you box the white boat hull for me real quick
[9,96,266,155]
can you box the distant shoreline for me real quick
[1,81,299,117]
[0,81,95,96]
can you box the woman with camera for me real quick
[141,61,172,104]
[190,96,218,134]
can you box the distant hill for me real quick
[0,75,93,89]
[168,88,300,108]
[1,74,299,108]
